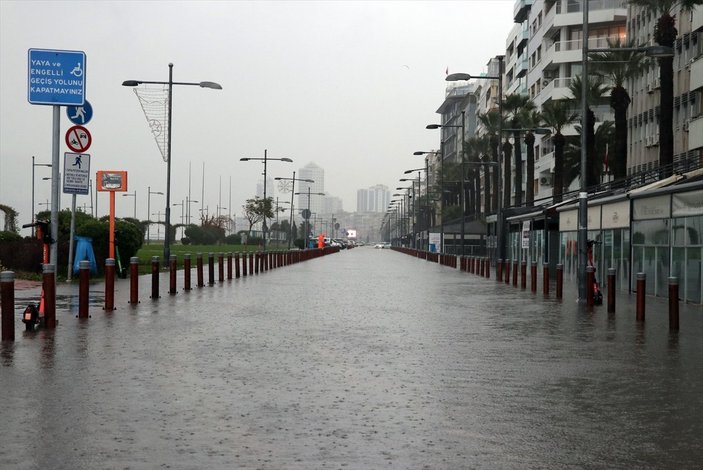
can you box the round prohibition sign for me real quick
[65,125,92,153]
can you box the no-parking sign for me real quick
[65,125,92,152]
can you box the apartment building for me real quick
[626,4,703,173]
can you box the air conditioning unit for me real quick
[653,134,660,145]
[539,175,553,186]
[647,83,654,94]
[683,120,690,132]
[645,135,653,147]
[543,79,550,86]
[653,77,661,89]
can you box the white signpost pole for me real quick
[67,194,77,281]
[50,106,60,271]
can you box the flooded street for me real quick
[2,248,702,469]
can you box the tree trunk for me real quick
[586,107,599,187]
[503,140,512,208]
[657,12,677,177]
[611,86,630,180]
[513,130,523,206]
[553,132,565,204]
[525,132,535,205]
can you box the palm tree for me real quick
[478,110,502,214]
[519,108,542,206]
[503,94,535,206]
[628,0,703,176]
[540,100,578,203]
[563,121,616,188]
[568,74,610,188]
[591,38,646,180]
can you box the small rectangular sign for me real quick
[96,170,128,192]
[63,153,90,195]
[28,48,86,106]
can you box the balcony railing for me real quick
[556,0,626,14]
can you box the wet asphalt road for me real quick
[2,247,703,469]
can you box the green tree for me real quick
[628,0,703,176]
[242,197,273,234]
[563,120,616,189]
[520,108,542,205]
[503,94,536,206]
[591,38,646,180]
[478,109,502,213]
[568,74,610,188]
[541,100,578,203]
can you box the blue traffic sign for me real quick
[66,100,93,125]
[28,48,86,106]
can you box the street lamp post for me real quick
[240,149,293,251]
[147,186,165,244]
[413,150,441,252]
[123,64,221,267]
[446,54,505,262]
[173,200,186,240]
[275,173,314,249]
[400,176,419,248]
[31,156,52,237]
[122,190,137,218]
[294,187,324,249]
[426,119,465,255]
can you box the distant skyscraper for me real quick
[298,162,324,216]
[356,184,390,212]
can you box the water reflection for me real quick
[1,249,701,468]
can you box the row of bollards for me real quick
[0,247,340,341]
[389,247,682,331]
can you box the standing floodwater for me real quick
[2,248,702,469]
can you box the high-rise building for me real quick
[356,184,390,212]
[626,3,703,174]
[298,162,324,216]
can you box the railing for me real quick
[556,0,626,14]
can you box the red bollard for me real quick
[248,251,254,274]
[218,253,224,283]
[183,254,192,291]
[531,262,537,293]
[669,277,679,331]
[169,255,177,295]
[129,257,140,304]
[104,258,115,311]
[79,260,90,318]
[235,252,241,278]
[485,258,490,279]
[636,272,646,322]
[556,263,563,300]
[242,252,249,277]
[521,261,527,290]
[227,252,233,280]
[586,266,595,308]
[1,271,15,341]
[43,264,56,328]
[255,252,260,275]
[504,260,511,285]
[208,253,215,285]
[512,260,518,287]
[197,253,204,287]
[607,268,616,313]
[497,259,503,282]
[543,262,550,297]
[151,256,160,299]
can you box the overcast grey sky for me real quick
[0,0,514,233]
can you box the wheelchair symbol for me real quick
[70,62,83,77]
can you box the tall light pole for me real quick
[275,173,313,249]
[295,187,323,249]
[446,54,504,262]
[186,197,198,225]
[414,150,442,252]
[426,119,464,255]
[122,190,137,218]
[173,200,185,239]
[31,156,52,237]
[147,186,164,244]
[240,149,293,251]
[122,63,222,266]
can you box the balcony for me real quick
[513,0,533,23]
[543,35,625,71]
[554,0,627,28]
[534,77,574,107]
[515,55,529,78]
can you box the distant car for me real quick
[374,243,384,249]
[382,242,391,249]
